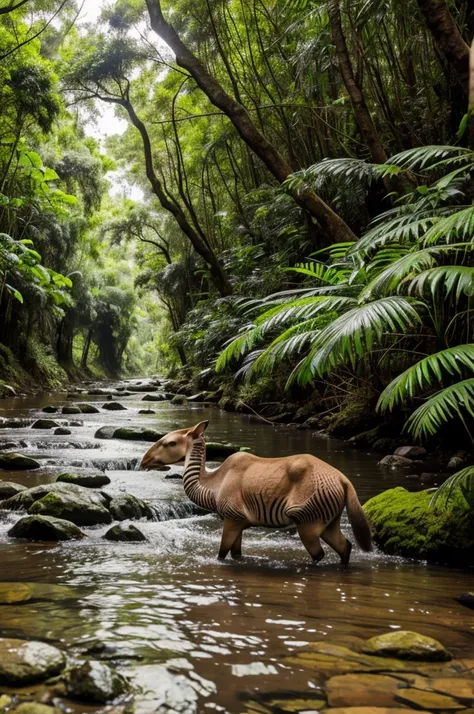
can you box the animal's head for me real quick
[140,420,209,469]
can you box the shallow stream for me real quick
[0,383,473,713]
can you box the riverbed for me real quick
[0,383,473,713]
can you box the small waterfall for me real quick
[150,500,207,521]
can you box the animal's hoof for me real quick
[231,553,242,560]
[312,552,325,564]
[340,539,352,566]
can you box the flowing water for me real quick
[0,384,473,713]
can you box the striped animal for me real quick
[141,420,372,563]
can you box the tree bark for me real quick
[144,0,357,244]
[416,0,470,95]
[328,0,388,165]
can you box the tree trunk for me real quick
[81,327,92,368]
[144,0,357,244]
[327,0,388,165]
[416,0,470,95]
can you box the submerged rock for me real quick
[363,487,474,565]
[56,471,111,488]
[0,419,24,429]
[9,515,87,541]
[31,419,60,430]
[456,592,474,609]
[378,455,414,469]
[102,401,127,411]
[0,637,66,684]
[66,661,129,703]
[29,490,112,526]
[127,384,158,393]
[394,445,427,459]
[138,409,156,414]
[108,493,154,521]
[10,704,62,714]
[42,406,58,413]
[54,427,71,436]
[94,425,116,439]
[113,427,164,442]
[0,481,26,499]
[361,631,451,662]
[77,403,100,414]
[62,405,81,415]
[105,523,147,542]
[141,393,170,402]
[0,452,40,470]
[171,394,187,405]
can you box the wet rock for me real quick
[56,471,111,488]
[10,704,62,714]
[113,427,164,442]
[31,419,60,430]
[104,523,147,542]
[395,445,427,459]
[0,419,24,429]
[1,482,109,511]
[77,403,100,413]
[141,393,167,402]
[0,452,41,470]
[0,440,19,450]
[94,425,116,439]
[371,437,404,453]
[54,427,71,436]
[42,406,58,413]
[0,481,26,499]
[138,409,156,414]
[363,486,474,565]
[66,661,129,703]
[420,472,438,485]
[0,384,16,398]
[171,394,187,405]
[8,514,86,541]
[128,384,158,393]
[108,494,154,521]
[102,401,127,411]
[29,490,112,526]
[62,406,81,415]
[68,420,83,427]
[326,673,401,707]
[361,631,451,661]
[378,455,414,469]
[0,637,66,684]
[447,450,471,471]
[87,388,119,396]
[456,592,474,609]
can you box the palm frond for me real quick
[289,296,423,384]
[378,344,474,411]
[386,145,473,171]
[409,265,474,300]
[423,206,474,245]
[430,466,474,508]
[405,378,474,439]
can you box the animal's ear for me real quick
[187,420,209,439]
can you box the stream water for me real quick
[0,383,473,713]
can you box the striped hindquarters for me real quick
[285,472,345,525]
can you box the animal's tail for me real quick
[345,481,372,552]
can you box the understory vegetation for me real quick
[1,0,474,496]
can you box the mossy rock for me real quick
[56,472,111,488]
[77,403,100,414]
[8,515,86,542]
[108,493,154,521]
[363,487,474,565]
[0,638,66,684]
[65,661,129,703]
[31,419,60,430]
[0,452,40,470]
[361,631,451,662]
[29,491,112,526]
[326,403,378,438]
[104,523,146,541]
[113,427,164,442]
[0,482,26,499]
[62,406,81,415]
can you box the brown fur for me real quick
[141,420,372,563]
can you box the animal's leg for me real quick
[218,519,247,560]
[231,532,242,559]
[296,522,325,563]
[321,516,352,565]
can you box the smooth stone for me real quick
[395,446,427,459]
[361,631,451,662]
[0,581,77,604]
[113,427,164,442]
[0,419,24,428]
[62,406,81,414]
[87,388,119,396]
[77,403,100,413]
[0,441,19,449]
[0,452,41,470]
[127,384,158,393]
[8,515,86,541]
[68,420,83,427]
[104,523,147,542]
[0,637,66,684]
[94,426,116,439]
[138,409,156,414]
[141,393,167,402]
[29,491,112,526]
[56,472,111,488]
[42,406,58,413]
[378,455,413,469]
[31,419,61,430]
[0,481,26,499]
[66,661,129,703]
[102,402,127,411]
[396,687,465,710]
[10,704,62,714]
[456,592,474,609]
[54,427,71,436]
[108,494,154,521]
[326,673,401,708]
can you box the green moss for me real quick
[364,487,474,566]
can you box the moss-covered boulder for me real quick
[102,401,127,411]
[0,452,40,470]
[65,661,129,703]
[77,403,100,413]
[56,471,111,488]
[0,482,26,499]
[113,427,164,442]
[8,515,86,541]
[29,491,112,526]
[108,494,154,521]
[31,419,60,429]
[0,638,66,684]
[62,406,81,415]
[363,487,474,565]
[361,631,451,662]
[1,482,109,511]
[104,523,147,541]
